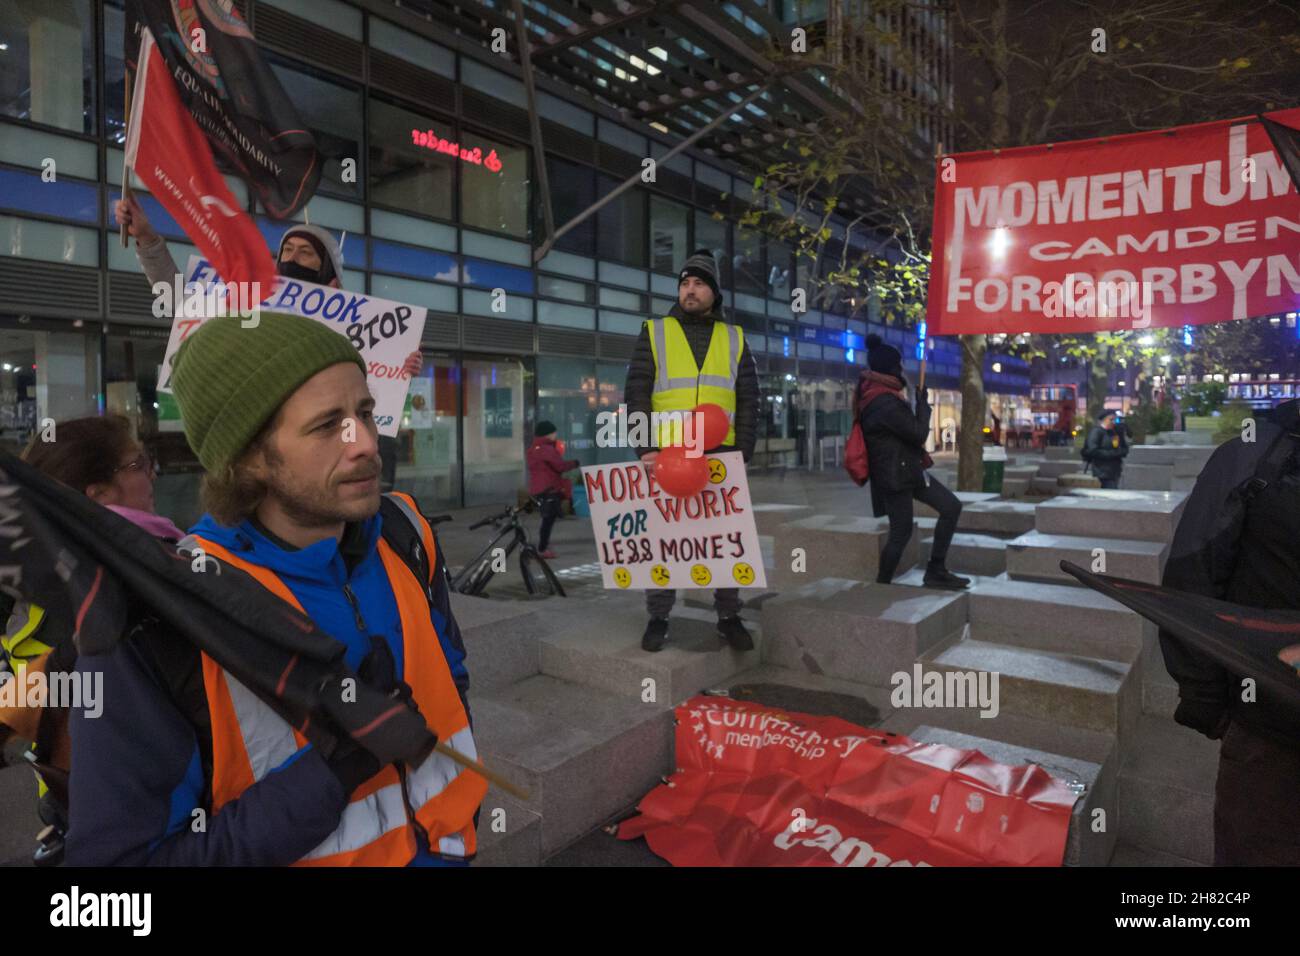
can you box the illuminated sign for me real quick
[410,129,503,172]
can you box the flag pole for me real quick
[120,65,133,248]
[919,141,943,396]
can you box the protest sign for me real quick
[156,256,427,437]
[582,451,766,590]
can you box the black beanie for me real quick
[534,420,557,437]
[866,333,903,376]
[679,248,721,302]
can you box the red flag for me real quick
[618,696,1079,866]
[124,26,276,296]
[927,108,1300,336]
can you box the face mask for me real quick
[277,259,325,284]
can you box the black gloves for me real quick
[915,386,930,410]
[325,739,383,796]
[1173,699,1230,740]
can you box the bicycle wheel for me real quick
[519,548,566,597]
[455,558,495,597]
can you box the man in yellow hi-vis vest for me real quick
[623,249,758,653]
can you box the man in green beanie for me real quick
[65,311,485,867]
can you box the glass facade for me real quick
[0,0,982,517]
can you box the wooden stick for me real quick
[433,739,531,801]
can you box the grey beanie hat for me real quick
[679,248,721,301]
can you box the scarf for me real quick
[106,504,185,542]
[856,370,905,414]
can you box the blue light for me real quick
[1182,324,1193,347]
[783,336,790,357]
[845,348,854,363]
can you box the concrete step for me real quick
[1029,476,1063,496]
[474,787,543,866]
[1119,464,1172,491]
[956,499,1037,536]
[451,597,545,693]
[1001,478,1031,498]
[536,601,762,706]
[901,725,1115,867]
[752,502,814,535]
[920,638,1139,738]
[1057,473,1101,491]
[965,576,1145,664]
[1139,626,1178,719]
[1045,446,1078,461]
[471,674,674,856]
[1006,530,1168,585]
[1034,490,1188,543]
[1037,460,1084,479]
[1170,475,1197,493]
[1117,715,1220,865]
[1128,444,1216,466]
[770,514,918,589]
[922,532,1008,576]
[760,578,968,686]
[1003,464,1040,480]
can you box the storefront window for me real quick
[270,59,363,199]
[597,175,646,267]
[1,0,95,134]
[537,356,597,467]
[395,353,460,511]
[649,196,689,275]
[369,98,455,220]
[596,360,630,465]
[693,211,730,289]
[462,356,527,507]
[461,131,530,238]
[0,325,99,455]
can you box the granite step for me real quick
[1116,715,1220,865]
[770,515,919,589]
[1045,446,1078,461]
[919,638,1140,739]
[450,596,547,693]
[922,532,1008,576]
[474,787,543,866]
[1034,490,1187,543]
[760,578,968,686]
[1005,531,1168,585]
[956,499,1038,536]
[752,502,815,535]
[1037,460,1084,479]
[1119,464,1172,491]
[471,674,674,856]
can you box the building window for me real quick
[1,0,95,134]
[269,59,363,199]
[543,156,595,256]
[733,227,765,295]
[597,175,646,267]
[649,196,689,275]
[767,240,793,300]
[461,131,530,239]
[693,211,730,289]
[368,97,456,221]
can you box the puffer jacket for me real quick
[623,303,758,461]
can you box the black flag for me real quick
[1260,111,1300,194]
[124,0,321,219]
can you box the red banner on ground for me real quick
[124,27,276,293]
[618,697,1079,866]
[927,108,1300,336]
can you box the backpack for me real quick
[844,420,870,486]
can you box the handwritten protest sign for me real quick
[155,256,427,437]
[582,452,766,591]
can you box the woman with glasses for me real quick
[1,415,183,865]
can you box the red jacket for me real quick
[527,438,580,496]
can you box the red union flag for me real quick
[618,696,1079,866]
[927,108,1300,336]
[124,26,276,294]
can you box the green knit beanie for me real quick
[170,311,367,473]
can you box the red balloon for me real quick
[654,445,710,497]
[694,403,730,450]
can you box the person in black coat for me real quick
[1159,397,1300,864]
[1083,410,1128,488]
[858,335,969,589]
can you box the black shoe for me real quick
[717,615,755,651]
[642,617,669,652]
[923,566,971,590]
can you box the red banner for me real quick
[618,697,1079,866]
[927,108,1300,336]
[124,27,276,293]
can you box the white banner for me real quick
[155,256,428,437]
[582,452,766,590]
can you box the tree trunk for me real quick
[957,334,987,490]
[955,0,1008,491]
[1086,358,1109,424]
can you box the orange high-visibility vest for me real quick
[189,494,485,866]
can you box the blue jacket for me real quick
[66,509,470,867]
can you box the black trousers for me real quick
[1214,721,1300,865]
[536,492,563,551]
[878,477,962,583]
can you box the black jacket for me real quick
[623,303,759,461]
[1083,424,1127,480]
[1159,399,1300,748]
[860,392,932,518]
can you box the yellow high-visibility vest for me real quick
[646,315,743,448]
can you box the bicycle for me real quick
[445,498,566,598]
